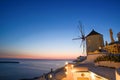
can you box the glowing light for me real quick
[49,74,52,78]
[65,66,68,69]
[91,72,95,80]
[71,64,74,68]
[65,71,68,74]
[65,61,68,65]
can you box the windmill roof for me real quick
[86,29,102,37]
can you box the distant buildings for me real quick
[104,29,120,54]
[104,41,120,54]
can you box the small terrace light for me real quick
[65,71,68,75]
[71,64,74,68]
[65,61,68,65]
[49,74,52,78]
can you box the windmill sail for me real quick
[73,22,86,54]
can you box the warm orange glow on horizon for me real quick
[0,49,82,59]
[0,52,78,59]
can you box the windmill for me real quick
[72,22,86,55]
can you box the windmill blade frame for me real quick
[79,40,83,48]
[82,40,86,54]
[72,21,86,54]
[78,21,85,36]
[72,37,82,40]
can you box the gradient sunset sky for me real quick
[0,0,120,59]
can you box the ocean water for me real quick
[0,59,72,80]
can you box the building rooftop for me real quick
[109,41,120,45]
[86,29,102,37]
[76,63,115,80]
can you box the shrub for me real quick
[94,53,120,62]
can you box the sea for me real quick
[0,58,72,80]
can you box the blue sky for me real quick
[0,0,120,59]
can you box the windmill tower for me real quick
[86,29,104,54]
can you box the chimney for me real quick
[109,29,115,43]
